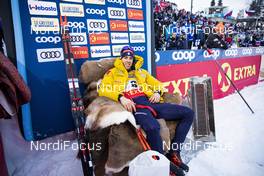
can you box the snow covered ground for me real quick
[1,82,264,176]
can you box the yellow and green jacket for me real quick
[98,55,164,102]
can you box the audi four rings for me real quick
[40,51,61,59]
[89,21,106,28]
[127,0,141,6]
[109,10,125,17]
[70,35,85,42]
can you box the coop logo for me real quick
[255,47,264,54]
[89,33,110,45]
[132,46,145,52]
[31,17,59,32]
[155,52,160,62]
[71,46,89,59]
[128,21,144,32]
[86,8,106,16]
[35,36,61,44]
[85,0,105,5]
[107,0,125,5]
[110,20,128,31]
[203,49,220,59]
[111,33,129,43]
[127,9,143,20]
[37,48,64,63]
[224,49,238,57]
[172,51,195,62]
[218,62,232,92]
[62,0,83,3]
[28,0,57,16]
[69,32,87,45]
[67,21,86,29]
[108,7,126,19]
[90,45,111,58]
[242,48,253,55]
[60,3,84,17]
[129,33,145,43]
[87,19,108,32]
[127,0,142,9]
[112,45,127,56]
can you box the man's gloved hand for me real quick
[120,96,136,112]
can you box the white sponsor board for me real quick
[28,0,58,16]
[128,21,144,31]
[126,0,142,9]
[112,44,127,56]
[85,0,105,5]
[87,19,108,32]
[129,33,145,43]
[69,32,87,45]
[90,45,111,58]
[31,17,59,32]
[60,3,84,17]
[108,7,126,19]
[37,48,64,63]
[62,0,83,3]
[111,33,129,43]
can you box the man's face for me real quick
[121,56,134,70]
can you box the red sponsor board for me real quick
[110,20,128,31]
[156,56,261,99]
[127,9,143,20]
[89,33,110,45]
[71,46,89,59]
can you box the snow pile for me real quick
[1,82,264,175]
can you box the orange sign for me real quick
[89,33,110,45]
[71,46,89,59]
[127,9,143,20]
[110,20,128,31]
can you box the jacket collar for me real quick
[114,55,144,72]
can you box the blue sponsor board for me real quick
[12,0,150,140]
[155,47,264,66]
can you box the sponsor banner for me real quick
[132,45,145,52]
[28,0,57,16]
[156,56,261,99]
[60,3,84,17]
[69,32,87,45]
[31,17,59,31]
[90,45,111,58]
[107,0,125,5]
[156,47,264,66]
[89,33,110,45]
[110,20,128,31]
[111,32,129,43]
[87,19,108,32]
[129,33,145,43]
[86,8,106,16]
[62,0,83,3]
[108,7,126,19]
[128,21,144,31]
[71,46,89,59]
[85,0,105,5]
[127,9,143,20]
[112,44,127,56]
[126,0,142,9]
[35,36,61,44]
[36,48,64,63]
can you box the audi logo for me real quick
[86,8,106,16]
[172,51,195,62]
[155,52,160,62]
[110,10,124,17]
[203,50,220,58]
[70,35,85,42]
[67,22,85,28]
[35,36,61,44]
[127,0,141,6]
[225,49,238,57]
[132,46,145,52]
[40,51,61,59]
[89,22,106,28]
[108,0,124,5]
[242,48,252,55]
